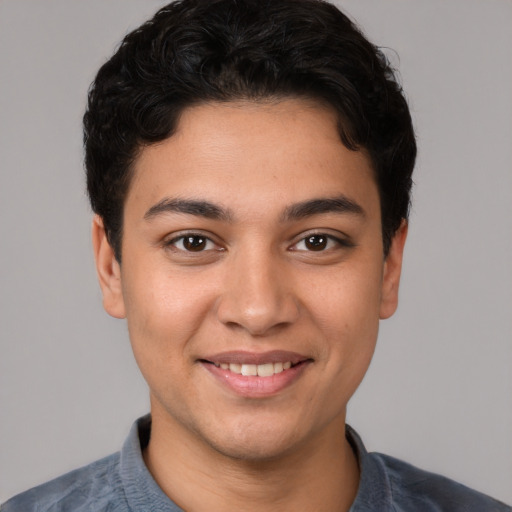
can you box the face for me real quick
[94,98,406,461]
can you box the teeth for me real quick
[229,363,242,374]
[257,363,274,377]
[241,364,258,376]
[214,361,295,377]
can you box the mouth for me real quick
[199,351,313,397]
[203,360,298,377]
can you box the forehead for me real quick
[126,98,379,222]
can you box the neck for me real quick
[143,407,360,512]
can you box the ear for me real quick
[91,215,126,319]
[379,220,408,319]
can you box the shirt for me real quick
[2,415,510,511]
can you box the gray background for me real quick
[1,0,511,505]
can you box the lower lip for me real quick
[202,361,311,398]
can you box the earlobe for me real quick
[379,220,408,320]
[91,215,126,319]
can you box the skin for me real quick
[93,98,407,511]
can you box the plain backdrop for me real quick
[1,0,511,505]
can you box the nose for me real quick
[215,248,300,336]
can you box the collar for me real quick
[345,424,393,511]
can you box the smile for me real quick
[212,361,293,377]
[200,351,312,397]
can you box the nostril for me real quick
[214,269,300,335]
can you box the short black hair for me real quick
[84,0,416,261]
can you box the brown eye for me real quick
[182,235,208,251]
[304,234,328,251]
[165,233,222,258]
[290,232,352,254]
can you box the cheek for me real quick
[120,266,215,372]
[305,260,383,373]
[308,260,383,330]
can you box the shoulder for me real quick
[372,452,511,511]
[1,452,128,512]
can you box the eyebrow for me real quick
[143,194,365,223]
[280,195,365,222]
[144,197,233,222]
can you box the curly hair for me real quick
[84,0,416,261]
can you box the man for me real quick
[2,0,510,510]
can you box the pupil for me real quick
[184,236,206,251]
[306,235,327,251]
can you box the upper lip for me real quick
[200,350,311,366]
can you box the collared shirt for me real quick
[2,415,510,511]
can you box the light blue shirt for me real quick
[2,415,510,511]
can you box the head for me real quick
[87,0,415,463]
[84,0,416,262]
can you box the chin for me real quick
[209,432,297,462]
[199,415,306,462]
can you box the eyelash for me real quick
[165,233,221,253]
[164,231,352,253]
[290,233,352,252]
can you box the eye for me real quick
[303,234,330,251]
[291,233,349,252]
[167,234,217,252]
